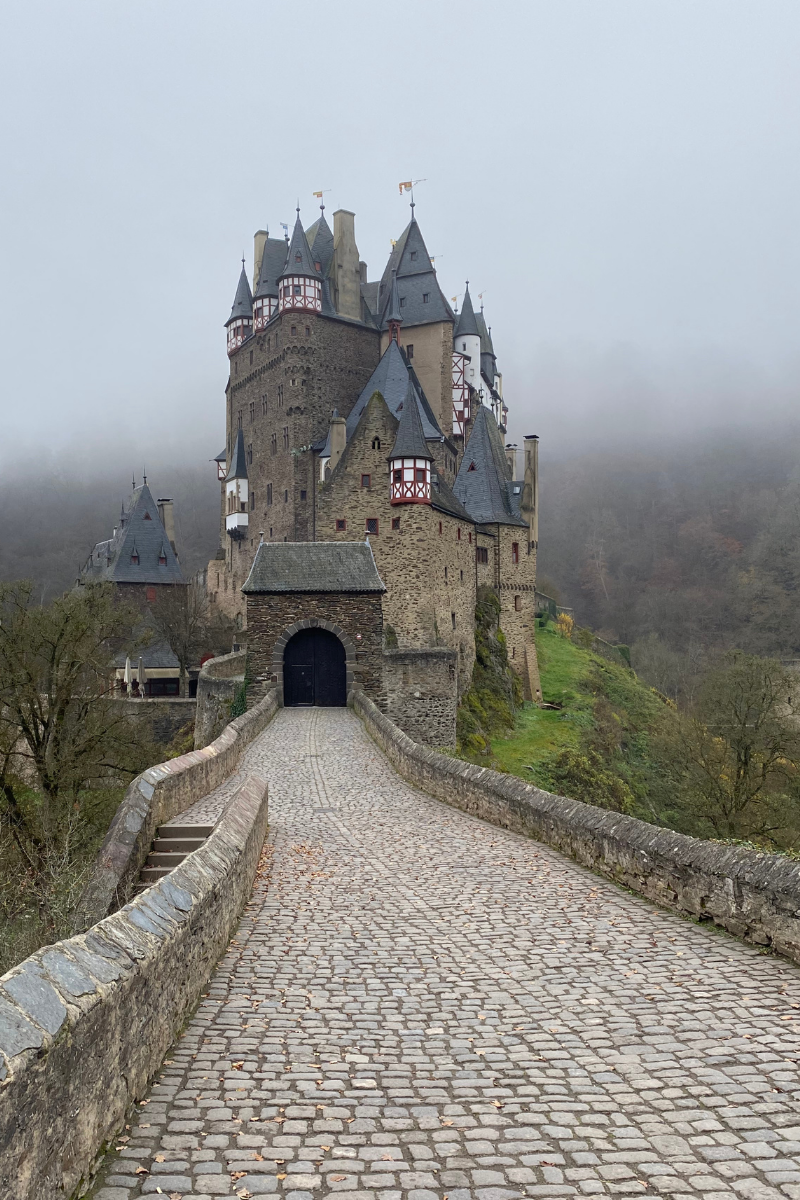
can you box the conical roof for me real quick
[280,213,320,280]
[454,284,480,338]
[377,215,454,329]
[453,404,527,527]
[79,483,184,584]
[305,210,335,276]
[390,381,434,460]
[346,339,441,441]
[255,237,289,299]
[227,428,248,481]
[226,265,253,326]
[475,306,494,355]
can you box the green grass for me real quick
[490,626,595,775]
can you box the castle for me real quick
[205,198,540,742]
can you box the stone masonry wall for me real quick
[75,687,278,930]
[381,322,453,438]
[0,772,269,1200]
[382,647,458,747]
[352,689,800,964]
[316,392,477,692]
[246,591,384,702]
[194,649,247,749]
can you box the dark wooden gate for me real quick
[283,628,347,707]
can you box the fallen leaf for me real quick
[232,1172,247,1181]
[232,1061,245,1069]
[277,1174,287,1181]
[135,1166,149,1175]
[330,1175,347,1182]
[169,1194,183,1199]
[441,1119,453,1126]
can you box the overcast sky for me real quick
[1,0,799,474]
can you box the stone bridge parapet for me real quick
[352,688,800,964]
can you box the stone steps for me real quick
[133,822,215,894]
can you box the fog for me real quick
[2,1,800,502]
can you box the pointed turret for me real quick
[389,383,434,506]
[225,428,249,540]
[253,236,288,330]
[453,405,527,528]
[453,282,481,392]
[225,263,253,355]
[305,208,335,276]
[278,211,322,313]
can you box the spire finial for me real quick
[296,200,300,216]
[242,255,245,269]
[132,474,135,491]
[143,465,147,485]
[410,194,415,217]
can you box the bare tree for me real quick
[149,581,235,696]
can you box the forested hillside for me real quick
[537,424,800,698]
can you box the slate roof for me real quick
[377,218,454,329]
[243,541,386,594]
[346,339,442,442]
[226,265,253,326]
[386,270,402,323]
[454,285,479,339]
[305,211,334,277]
[81,483,185,584]
[227,428,248,481]
[255,237,289,299]
[474,308,497,389]
[361,281,379,321]
[280,213,320,280]
[390,381,433,460]
[431,473,473,522]
[453,404,528,528]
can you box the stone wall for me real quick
[382,647,458,747]
[194,649,247,749]
[111,696,197,747]
[0,772,269,1200]
[246,592,384,702]
[352,689,800,964]
[75,687,278,930]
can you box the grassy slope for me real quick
[491,626,595,775]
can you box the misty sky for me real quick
[2,0,799,475]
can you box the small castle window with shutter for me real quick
[366,518,379,535]
[392,517,400,530]
[336,518,346,531]
[476,546,488,564]
[406,344,414,359]
[512,542,519,564]
[291,326,297,336]
[361,474,370,488]
[305,326,310,336]
[515,594,522,611]
[147,586,156,602]
[300,490,307,501]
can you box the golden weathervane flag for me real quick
[398,181,413,194]
[312,190,323,198]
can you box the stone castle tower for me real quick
[205,198,540,732]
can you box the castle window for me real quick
[399,296,406,308]
[444,566,448,582]
[392,517,400,530]
[283,426,289,449]
[271,433,277,455]
[372,437,381,450]
[361,474,370,488]
[293,284,301,295]
[261,396,268,415]
[267,483,272,505]
[305,326,310,336]
[515,594,522,611]
[247,443,253,465]
[416,467,426,483]
[249,350,253,365]
[476,546,488,564]
[295,252,302,262]
[147,586,156,602]
[131,552,139,565]
[269,526,273,537]
[393,468,402,483]
[468,532,472,544]
[284,489,288,502]
[300,489,307,501]
[467,461,476,471]
[336,518,346,531]
[366,518,379,535]
[143,512,152,521]
[249,402,255,422]
[278,385,284,407]
[410,251,417,261]
[423,293,429,304]
[406,344,414,359]
[457,526,462,540]
[512,646,516,659]
[451,612,456,630]
[237,410,243,429]
[291,326,297,336]
[439,521,442,534]
[301,378,307,387]
[159,553,167,566]
[512,542,519,564]
[460,569,463,582]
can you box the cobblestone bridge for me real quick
[92,708,800,1200]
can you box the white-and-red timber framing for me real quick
[451,352,469,436]
[227,317,252,356]
[279,275,322,313]
[390,457,432,505]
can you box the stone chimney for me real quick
[157,498,178,557]
[504,443,518,478]
[520,436,539,550]
[328,410,347,474]
[332,210,361,321]
[253,229,268,290]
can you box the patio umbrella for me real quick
[137,657,147,696]
[123,657,132,689]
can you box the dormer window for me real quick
[131,552,139,565]
[143,512,151,520]
[159,552,167,566]
[423,293,429,303]
[399,297,406,307]
[295,252,302,262]
[410,251,417,261]
[468,461,476,471]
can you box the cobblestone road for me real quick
[92,708,800,1200]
